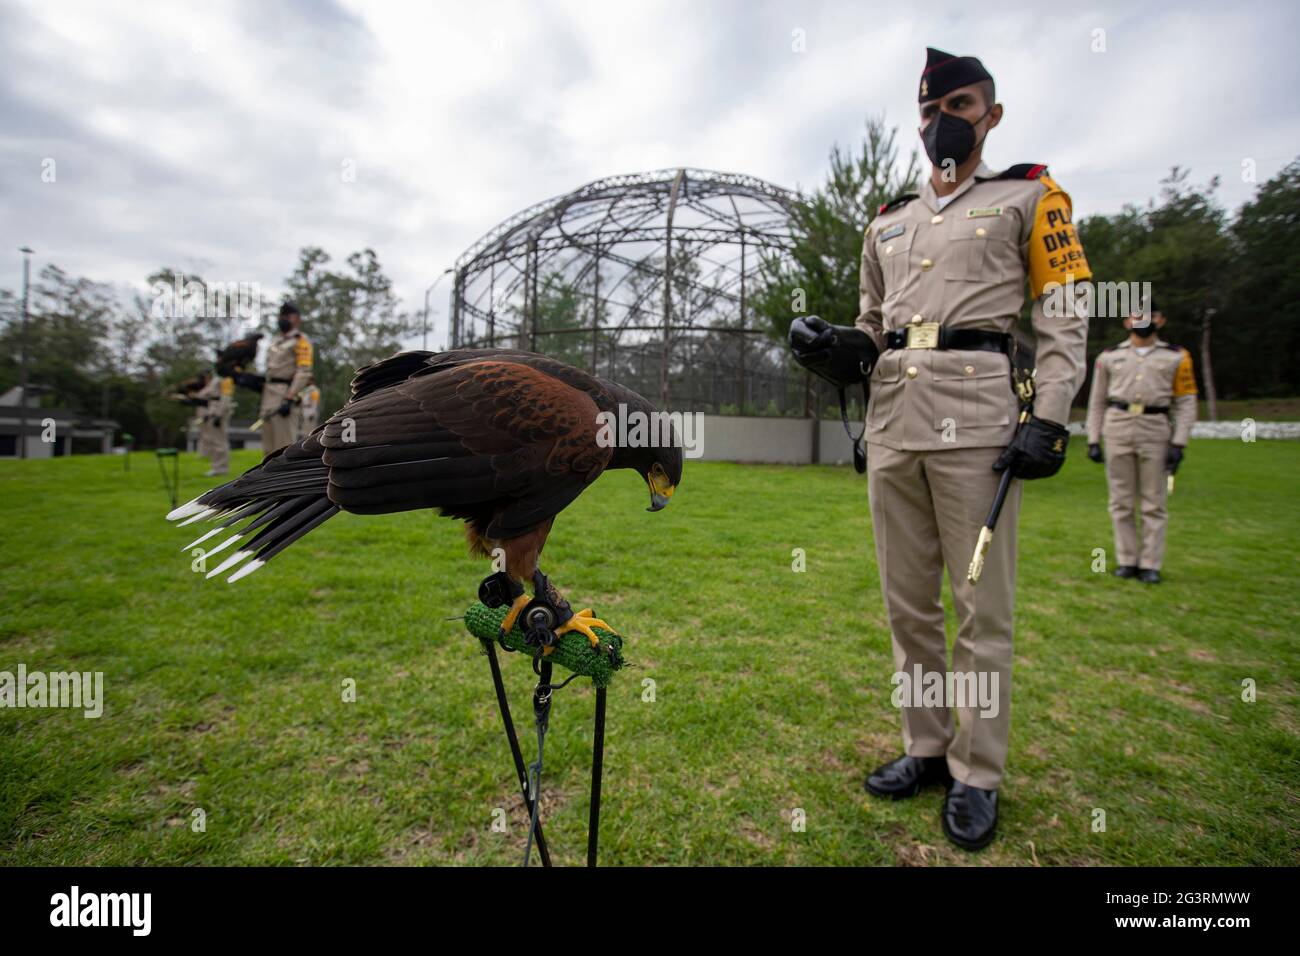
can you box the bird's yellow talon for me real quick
[555,608,613,647]
[498,593,530,636]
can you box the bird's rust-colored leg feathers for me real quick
[478,518,555,642]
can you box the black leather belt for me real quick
[883,326,1011,354]
[1108,399,1168,415]
[268,376,294,384]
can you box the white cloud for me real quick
[2,0,1297,348]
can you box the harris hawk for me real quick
[215,331,265,392]
[166,348,683,650]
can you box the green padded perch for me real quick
[464,602,627,687]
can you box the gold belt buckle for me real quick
[1127,402,1145,414]
[906,322,940,349]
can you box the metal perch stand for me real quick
[467,601,624,867]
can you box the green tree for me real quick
[0,265,117,414]
[1228,159,1300,398]
[1077,168,1232,414]
[282,247,416,413]
[753,116,921,340]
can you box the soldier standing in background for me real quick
[791,47,1091,851]
[260,302,314,457]
[1085,300,1197,584]
[194,370,234,476]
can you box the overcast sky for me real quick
[2,0,1297,347]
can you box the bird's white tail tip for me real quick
[181,525,226,552]
[206,549,253,579]
[166,497,207,521]
[226,559,265,583]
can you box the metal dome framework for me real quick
[449,167,806,413]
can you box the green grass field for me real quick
[1,440,1297,866]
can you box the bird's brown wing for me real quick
[320,358,612,538]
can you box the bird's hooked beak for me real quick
[646,466,675,512]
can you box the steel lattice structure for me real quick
[449,167,807,413]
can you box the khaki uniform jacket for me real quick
[260,330,313,410]
[855,161,1091,451]
[1085,338,1198,446]
[195,375,233,425]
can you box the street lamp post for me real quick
[18,247,33,459]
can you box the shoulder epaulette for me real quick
[1159,342,1182,351]
[977,163,1048,183]
[997,163,1048,181]
[877,193,918,215]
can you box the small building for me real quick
[0,386,119,458]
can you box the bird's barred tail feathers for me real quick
[165,435,337,583]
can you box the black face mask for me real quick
[921,107,991,169]
[277,317,293,333]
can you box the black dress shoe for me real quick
[1137,568,1161,584]
[942,781,998,850]
[865,754,952,800]
[1113,565,1138,579]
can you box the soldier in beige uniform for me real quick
[791,48,1091,850]
[261,302,314,458]
[1085,301,1197,583]
[195,371,234,476]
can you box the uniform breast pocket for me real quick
[868,353,904,432]
[945,216,1017,282]
[931,352,1014,433]
[879,230,914,292]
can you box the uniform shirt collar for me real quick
[920,161,995,212]
[1122,336,1164,349]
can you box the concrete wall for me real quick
[694,414,814,464]
[691,415,861,466]
[694,415,1299,466]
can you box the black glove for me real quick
[1087,443,1103,463]
[1166,444,1184,474]
[233,371,265,393]
[992,416,1070,480]
[789,315,878,389]
[276,399,293,417]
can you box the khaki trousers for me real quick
[259,382,300,458]
[197,417,229,474]
[868,443,1020,790]
[1104,436,1168,570]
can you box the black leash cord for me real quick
[524,658,555,867]
[838,380,870,473]
[484,641,552,867]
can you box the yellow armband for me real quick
[1173,349,1198,396]
[1028,175,1092,298]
